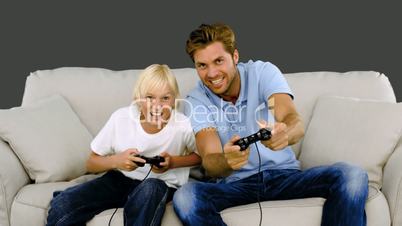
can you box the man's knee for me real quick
[332,162,368,195]
[173,182,201,217]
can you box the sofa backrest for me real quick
[22,67,396,156]
[22,67,199,134]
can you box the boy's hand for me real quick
[151,152,171,174]
[113,148,145,171]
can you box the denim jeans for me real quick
[46,170,176,226]
[173,162,368,226]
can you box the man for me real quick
[173,23,368,226]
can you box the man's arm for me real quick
[262,93,305,150]
[195,128,250,177]
[170,152,202,168]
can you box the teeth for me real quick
[211,78,223,85]
[150,112,162,116]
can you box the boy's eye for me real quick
[216,59,223,64]
[162,96,170,101]
[145,96,153,100]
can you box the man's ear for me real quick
[233,49,239,65]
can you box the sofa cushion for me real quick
[10,174,98,226]
[285,71,396,157]
[0,95,93,183]
[11,180,387,226]
[300,96,402,189]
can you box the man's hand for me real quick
[151,152,171,174]
[112,148,146,171]
[259,120,289,151]
[223,135,250,170]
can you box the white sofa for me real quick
[1,67,402,226]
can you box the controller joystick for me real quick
[234,128,272,151]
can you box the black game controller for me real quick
[234,128,272,151]
[134,155,165,168]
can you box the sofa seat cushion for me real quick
[10,174,100,225]
[221,186,389,226]
[91,186,390,226]
[10,179,389,226]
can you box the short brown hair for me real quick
[185,23,237,62]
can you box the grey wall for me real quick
[1,1,401,109]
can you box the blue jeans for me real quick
[173,162,368,226]
[46,170,176,226]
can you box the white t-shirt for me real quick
[90,105,197,188]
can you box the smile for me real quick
[150,112,162,117]
[211,78,224,85]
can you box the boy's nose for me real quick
[151,102,163,110]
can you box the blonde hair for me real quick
[132,64,180,108]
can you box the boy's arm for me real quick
[86,149,145,173]
[86,152,116,173]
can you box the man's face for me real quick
[193,42,239,96]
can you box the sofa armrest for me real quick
[0,139,30,226]
[383,138,402,226]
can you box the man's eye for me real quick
[216,59,223,64]
[197,64,206,69]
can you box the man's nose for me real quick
[207,65,219,78]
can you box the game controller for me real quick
[234,128,272,151]
[134,155,165,168]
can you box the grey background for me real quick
[1,1,401,109]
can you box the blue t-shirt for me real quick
[184,60,300,183]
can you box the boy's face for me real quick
[193,41,239,96]
[139,84,175,126]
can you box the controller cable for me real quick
[255,143,263,226]
[108,166,153,226]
